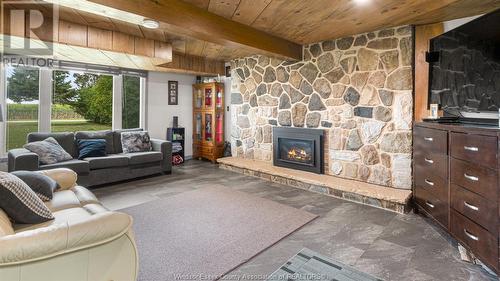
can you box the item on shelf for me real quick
[216,87,222,108]
[205,114,212,141]
[172,142,183,153]
[172,154,184,165]
[173,116,178,128]
[205,88,212,106]
[195,114,202,141]
[196,89,203,108]
[216,113,223,143]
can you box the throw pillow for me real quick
[0,172,54,224]
[75,130,114,154]
[121,131,152,153]
[11,171,58,201]
[24,137,73,165]
[77,139,107,160]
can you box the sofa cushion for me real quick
[113,128,143,154]
[72,186,100,206]
[45,190,81,212]
[84,155,129,170]
[40,159,90,175]
[11,171,58,201]
[122,151,163,165]
[77,139,107,159]
[24,137,73,165]
[75,130,114,154]
[121,131,152,153]
[0,172,54,224]
[37,168,77,191]
[28,132,76,158]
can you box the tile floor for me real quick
[1,160,496,280]
[91,160,496,281]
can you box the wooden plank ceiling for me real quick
[49,0,500,58]
[5,0,500,69]
[183,0,500,45]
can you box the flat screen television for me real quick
[428,9,500,124]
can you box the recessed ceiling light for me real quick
[353,0,371,5]
[142,19,160,29]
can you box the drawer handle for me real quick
[425,201,435,208]
[424,137,433,142]
[424,179,434,186]
[424,158,434,164]
[464,229,479,241]
[464,201,479,211]
[464,146,479,152]
[464,173,479,182]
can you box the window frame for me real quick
[0,66,147,156]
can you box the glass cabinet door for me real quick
[216,113,223,144]
[204,113,213,142]
[215,85,223,109]
[195,113,202,142]
[204,87,213,109]
[194,88,203,109]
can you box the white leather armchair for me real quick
[0,169,138,281]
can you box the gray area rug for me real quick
[268,248,383,281]
[121,185,318,281]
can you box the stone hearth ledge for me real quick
[217,157,412,213]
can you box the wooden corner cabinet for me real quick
[413,122,500,273]
[192,82,225,163]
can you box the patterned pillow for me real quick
[121,131,152,153]
[0,172,54,224]
[24,137,73,165]
[11,171,58,202]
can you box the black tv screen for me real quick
[428,9,500,119]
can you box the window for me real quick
[5,67,40,150]
[122,75,141,129]
[51,70,112,133]
[1,65,145,154]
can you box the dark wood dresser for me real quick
[413,122,500,272]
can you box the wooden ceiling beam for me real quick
[86,0,302,60]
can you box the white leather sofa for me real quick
[0,168,138,281]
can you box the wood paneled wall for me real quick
[414,23,444,121]
[160,52,226,75]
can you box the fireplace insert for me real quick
[273,127,324,174]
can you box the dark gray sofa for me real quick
[7,129,172,186]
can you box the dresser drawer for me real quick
[450,184,497,234]
[450,158,497,199]
[450,210,498,270]
[414,152,448,179]
[415,186,449,228]
[414,126,448,154]
[414,166,448,200]
[450,132,497,168]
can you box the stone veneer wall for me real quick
[229,26,414,190]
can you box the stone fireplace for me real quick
[273,127,324,174]
[229,25,414,191]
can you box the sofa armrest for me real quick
[0,211,132,266]
[7,148,39,172]
[36,168,78,191]
[151,139,172,173]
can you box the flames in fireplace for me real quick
[286,147,312,162]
